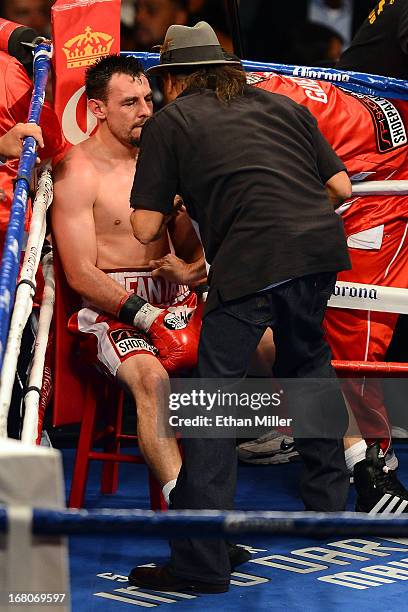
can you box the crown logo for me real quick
[62,26,114,69]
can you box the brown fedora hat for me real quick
[147,21,240,75]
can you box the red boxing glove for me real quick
[118,293,201,374]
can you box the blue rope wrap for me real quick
[124,51,408,100]
[1,509,408,538]
[0,43,51,369]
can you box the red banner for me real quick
[51,0,120,426]
[52,0,121,147]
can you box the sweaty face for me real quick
[104,73,153,147]
[134,0,188,50]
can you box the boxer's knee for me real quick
[119,356,169,409]
[136,367,170,400]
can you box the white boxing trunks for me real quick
[68,269,197,377]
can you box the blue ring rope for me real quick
[124,51,408,100]
[0,43,51,371]
[1,508,408,538]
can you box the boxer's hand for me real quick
[0,123,44,162]
[149,254,190,284]
[147,305,200,373]
[117,293,200,374]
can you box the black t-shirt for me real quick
[338,0,408,79]
[130,86,350,312]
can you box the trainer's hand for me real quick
[0,123,44,162]
[173,195,185,214]
[163,196,186,225]
[149,254,190,284]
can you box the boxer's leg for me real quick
[248,327,275,376]
[70,308,182,491]
[117,354,181,489]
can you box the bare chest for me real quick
[93,170,134,236]
[91,164,170,268]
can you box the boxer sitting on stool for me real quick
[52,54,205,506]
[52,55,253,568]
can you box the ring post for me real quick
[0,42,52,371]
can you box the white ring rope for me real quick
[328,281,408,314]
[0,168,53,439]
[21,252,54,445]
[352,180,408,196]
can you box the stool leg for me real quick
[101,388,123,494]
[68,384,97,508]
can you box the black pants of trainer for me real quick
[169,272,349,585]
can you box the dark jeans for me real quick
[169,272,349,584]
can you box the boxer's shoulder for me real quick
[53,142,99,207]
[55,140,97,181]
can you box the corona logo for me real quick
[62,26,114,69]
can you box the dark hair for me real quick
[171,63,246,103]
[85,54,145,101]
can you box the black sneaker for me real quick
[354,442,408,514]
[227,543,251,570]
[128,564,229,593]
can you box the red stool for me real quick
[52,248,166,510]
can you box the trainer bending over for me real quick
[130,22,352,593]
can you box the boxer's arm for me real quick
[52,157,128,314]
